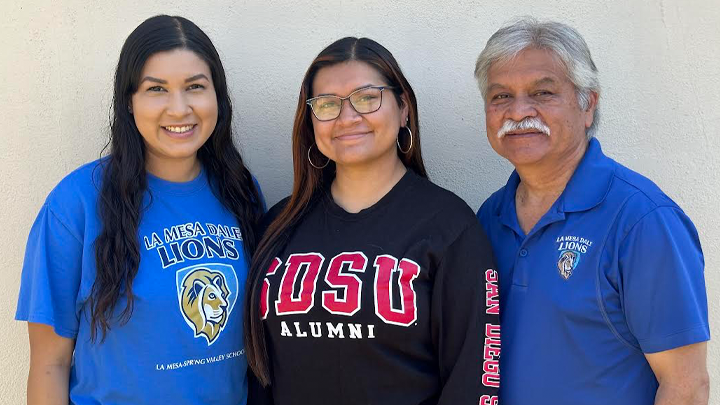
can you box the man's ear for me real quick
[584,91,599,129]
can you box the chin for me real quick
[334,157,369,168]
[162,146,204,159]
[498,147,540,163]
[507,154,548,167]
[332,150,372,165]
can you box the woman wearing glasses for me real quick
[16,15,263,404]
[244,37,500,404]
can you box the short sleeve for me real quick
[432,221,500,404]
[620,207,709,353]
[15,204,84,339]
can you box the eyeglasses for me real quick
[306,85,395,121]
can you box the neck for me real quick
[145,154,202,183]
[331,156,407,214]
[513,140,588,234]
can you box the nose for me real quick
[506,95,538,122]
[166,90,192,117]
[336,98,362,125]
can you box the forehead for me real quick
[312,61,387,96]
[487,48,571,88]
[140,49,211,78]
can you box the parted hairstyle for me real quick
[91,14,262,341]
[474,17,601,138]
[244,37,428,386]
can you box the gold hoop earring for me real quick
[397,126,413,154]
[307,143,330,169]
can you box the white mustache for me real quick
[497,117,551,138]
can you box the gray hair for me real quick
[474,17,600,138]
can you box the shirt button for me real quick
[519,249,528,257]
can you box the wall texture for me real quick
[1,0,718,403]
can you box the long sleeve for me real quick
[432,221,500,405]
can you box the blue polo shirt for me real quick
[477,138,709,405]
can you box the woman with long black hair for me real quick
[245,37,500,405]
[16,15,262,404]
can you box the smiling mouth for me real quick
[162,124,196,134]
[335,132,370,141]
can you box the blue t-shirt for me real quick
[16,160,259,405]
[477,138,709,405]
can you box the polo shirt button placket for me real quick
[511,246,530,287]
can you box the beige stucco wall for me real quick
[1,0,718,403]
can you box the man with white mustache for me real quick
[474,18,710,405]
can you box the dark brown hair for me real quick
[91,15,262,341]
[244,37,427,386]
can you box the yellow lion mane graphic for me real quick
[180,268,230,344]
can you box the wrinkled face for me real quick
[310,61,408,169]
[484,48,596,168]
[131,49,218,173]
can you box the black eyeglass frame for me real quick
[306,85,396,121]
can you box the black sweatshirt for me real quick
[256,170,500,405]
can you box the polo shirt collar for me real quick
[495,137,615,229]
[497,170,522,234]
[558,137,615,213]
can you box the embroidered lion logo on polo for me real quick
[555,235,594,280]
[176,263,239,345]
[557,250,579,280]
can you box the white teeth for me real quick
[164,125,193,133]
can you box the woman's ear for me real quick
[399,93,410,126]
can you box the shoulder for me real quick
[474,185,507,241]
[47,159,104,203]
[611,162,680,211]
[44,158,105,228]
[605,160,693,232]
[413,175,476,217]
[266,196,290,221]
[405,174,480,238]
[477,185,506,221]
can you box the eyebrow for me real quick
[139,74,210,85]
[185,74,210,83]
[140,76,167,84]
[315,83,377,97]
[486,77,559,94]
[532,77,558,87]
[486,83,506,94]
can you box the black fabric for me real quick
[254,170,499,405]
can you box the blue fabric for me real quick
[16,160,258,405]
[477,138,709,405]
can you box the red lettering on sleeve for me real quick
[485,268,500,315]
[482,323,501,388]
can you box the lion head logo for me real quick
[557,250,579,280]
[179,268,231,344]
